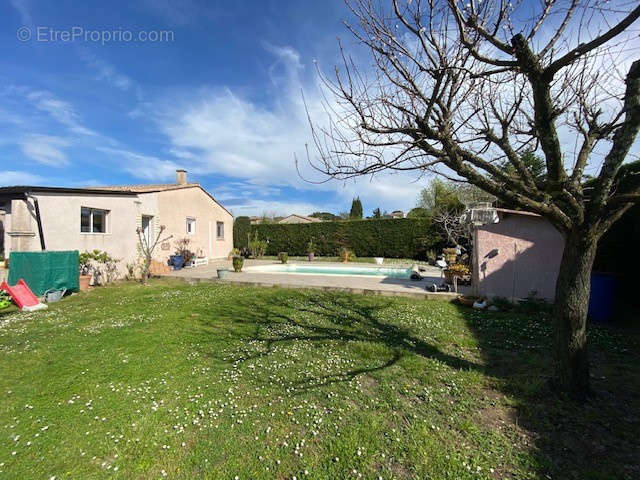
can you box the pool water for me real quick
[246,263,413,279]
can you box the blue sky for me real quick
[1,0,422,217]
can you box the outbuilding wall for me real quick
[473,213,564,301]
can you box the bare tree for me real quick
[304,0,640,397]
[433,208,469,247]
[136,225,172,285]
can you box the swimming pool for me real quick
[245,263,414,279]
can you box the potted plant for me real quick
[174,238,193,269]
[306,239,316,261]
[339,246,354,263]
[78,251,93,291]
[443,263,471,285]
[442,247,458,264]
[278,252,289,264]
[232,255,244,272]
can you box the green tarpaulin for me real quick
[8,251,79,295]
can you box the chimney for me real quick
[176,169,187,185]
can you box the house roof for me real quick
[279,214,323,223]
[90,183,200,193]
[493,208,541,217]
[0,185,139,198]
[0,183,234,218]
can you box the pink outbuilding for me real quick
[472,208,565,301]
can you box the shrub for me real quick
[232,255,244,272]
[446,264,470,277]
[278,252,288,264]
[233,216,251,249]
[339,247,355,262]
[248,232,268,258]
[248,217,441,259]
[78,250,120,284]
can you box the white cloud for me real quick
[0,170,45,186]
[26,90,96,136]
[10,0,32,25]
[140,44,426,215]
[78,50,132,91]
[19,134,70,166]
[96,146,181,180]
[223,198,334,218]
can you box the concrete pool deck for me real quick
[163,259,471,300]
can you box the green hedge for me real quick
[248,218,441,259]
[233,216,251,249]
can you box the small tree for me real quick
[433,209,470,248]
[350,197,363,219]
[136,225,172,285]
[372,207,382,218]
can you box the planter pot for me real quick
[217,269,228,279]
[374,257,384,265]
[170,255,184,270]
[308,253,315,262]
[79,275,91,291]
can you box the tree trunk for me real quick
[552,228,599,398]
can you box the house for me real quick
[0,170,233,275]
[391,210,404,219]
[249,216,283,225]
[471,208,564,301]
[277,214,323,224]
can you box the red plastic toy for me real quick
[0,279,41,310]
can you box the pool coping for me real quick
[170,275,461,301]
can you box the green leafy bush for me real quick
[249,218,441,259]
[248,232,268,258]
[232,255,244,272]
[233,216,251,249]
[278,252,289,264]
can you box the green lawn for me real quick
[0,281,638,479]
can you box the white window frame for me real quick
[186,217,196,235]
[81,207,109,234]
[216,221,224,239]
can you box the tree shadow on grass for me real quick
[199,291,482,391]
[455,303,640,480]
[195,289,640,479]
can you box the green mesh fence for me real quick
[8,251,79,295]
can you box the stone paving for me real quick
[164,259,471,299]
